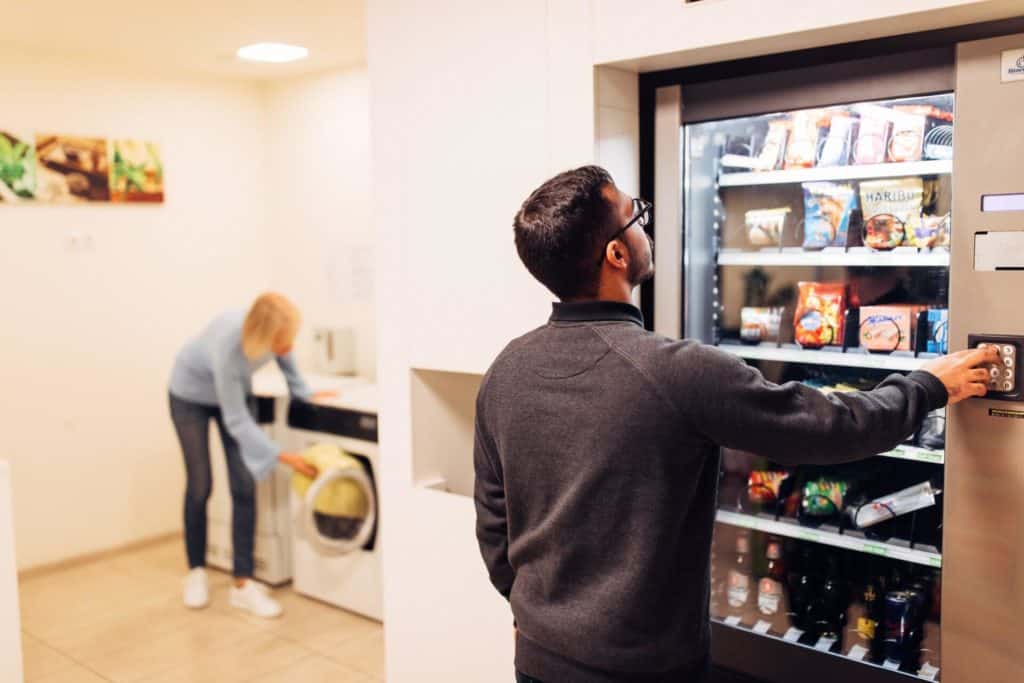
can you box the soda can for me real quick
[883,591,913,664]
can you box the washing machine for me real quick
[206,370,367,586]
[287,385,382,621]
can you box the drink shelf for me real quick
[715,510,942,568]
[717,343,929,372]
[712,616,940,680]
[717,160,952,187]
[716,248,950,268]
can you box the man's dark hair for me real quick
[513,165,618,300]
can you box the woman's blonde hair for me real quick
[242,293,301,359]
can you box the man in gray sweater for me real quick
[473,166,995,683]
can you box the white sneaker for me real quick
[229,580,283,618]
[183,568,209,609]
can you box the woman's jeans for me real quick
[169,393,256,578]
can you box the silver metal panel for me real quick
[654,85,683,339]
[974,231,1024,271]
[944,31,1024,683]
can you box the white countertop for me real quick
[252,368,378,414]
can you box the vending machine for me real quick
[647,30,1024,683]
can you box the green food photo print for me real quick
[0,130,38,202]
[111,139,164,203]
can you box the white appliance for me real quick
[287,385,382,620]
[207,370,367,585]
[312,326,356,376]
[206,394,293,585]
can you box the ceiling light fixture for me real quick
[236,43,309,64]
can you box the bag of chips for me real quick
[887,111,927,163]
[909,213,950,249]
[794,282,846,348]
[859,178,924,250]
[818,113,857,167]
[748,471,790,504]
[785,110,824,169]
[853,110,892,165]
[803,182,857,249]
[801,479,848,518]
[756,119,789,171]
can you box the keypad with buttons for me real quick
[978,342,1015,392]
[968,335,1024,401]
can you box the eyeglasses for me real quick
[599,198,653,265]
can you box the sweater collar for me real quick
[549,300,645,327]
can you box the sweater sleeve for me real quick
[213,354,281,481]
[680,345,948,466]
[276,352,313,401]
[473,393,515,600]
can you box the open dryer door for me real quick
[299,463,377,557]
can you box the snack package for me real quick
[802,182,857,249]
[794,282,846,348]
[925,308,949,355]
[852,481,938,529]
[863,214,906,250]
[785,110,824,169]
[910,213,950,249]
[818,113,857,167]
[887,112,927,163]
[859,178,924,250]
[801,479,848,517]
[853,111,892,165]
[859,305,914,351]
[756,119,789,171]
[892,104,954,123]
[745,207,790,247]
[748,471,790,504]
[741,307,784,344]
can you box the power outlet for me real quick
[967,334,1024,401]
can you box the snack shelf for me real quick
[715,510,942,568]
[711,617,941,681]
[717,249,950,268]
[718,160,952,187]
[717,343,928,372]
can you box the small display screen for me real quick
[982,194,1024,212]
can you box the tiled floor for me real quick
[18,537,385,682]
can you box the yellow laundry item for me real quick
[291,443,371,519]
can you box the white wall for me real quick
[369,1,1024,681]
[265,68,376,379]
[0,58,274,570]
[593,0,1024,70]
